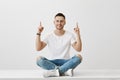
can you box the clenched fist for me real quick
[37,21,44,33]
[74,22,80,35]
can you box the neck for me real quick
[54,29,65,36]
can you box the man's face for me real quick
[54,16,66,30]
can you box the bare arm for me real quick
[36,22,47,51]
[36,34,46,51]
[72,23,82,52]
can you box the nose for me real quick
[58,21,61,24]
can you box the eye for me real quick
[56,20,59,22]
[60,20,64,23]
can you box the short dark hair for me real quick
[55,13,65,19]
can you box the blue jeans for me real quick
[37,55,81,74]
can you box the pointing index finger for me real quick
[40,21,42,26]
[76,22,79,28]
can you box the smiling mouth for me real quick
[57,26,63,29]
[58,26,62,28]
[58,25,62,27]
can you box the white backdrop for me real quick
[0,0,120,70]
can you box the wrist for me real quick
[36,33,41,36]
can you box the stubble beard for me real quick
[56,25,64,30]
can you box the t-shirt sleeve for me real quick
[71,34,76,45]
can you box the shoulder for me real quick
[65,30,75,37]
[44,31,54,38]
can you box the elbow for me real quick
[77,49,82,52]
[36,48,40,51]
[36,48,42,51]
[76,47,82,52]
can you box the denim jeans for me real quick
[37,55,81,74]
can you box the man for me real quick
[36,13,82,77]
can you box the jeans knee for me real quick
[36,56,43,62]
[36,56,44,66]
[76,54,82,61]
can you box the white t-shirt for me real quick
[43,31,76,60]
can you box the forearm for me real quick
[75,33,82,51]
[36,34,42,51]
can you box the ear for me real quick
[53,20,55,24]
[64,20,66,25]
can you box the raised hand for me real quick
[74,22,80,35]
[38,21,44,33]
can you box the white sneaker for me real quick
[64,69,73,76]
[43,69,60,77]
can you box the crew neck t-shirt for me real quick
[43,31,76,60]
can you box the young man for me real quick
[36,13,82,77]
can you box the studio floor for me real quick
[0,69,120,80]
